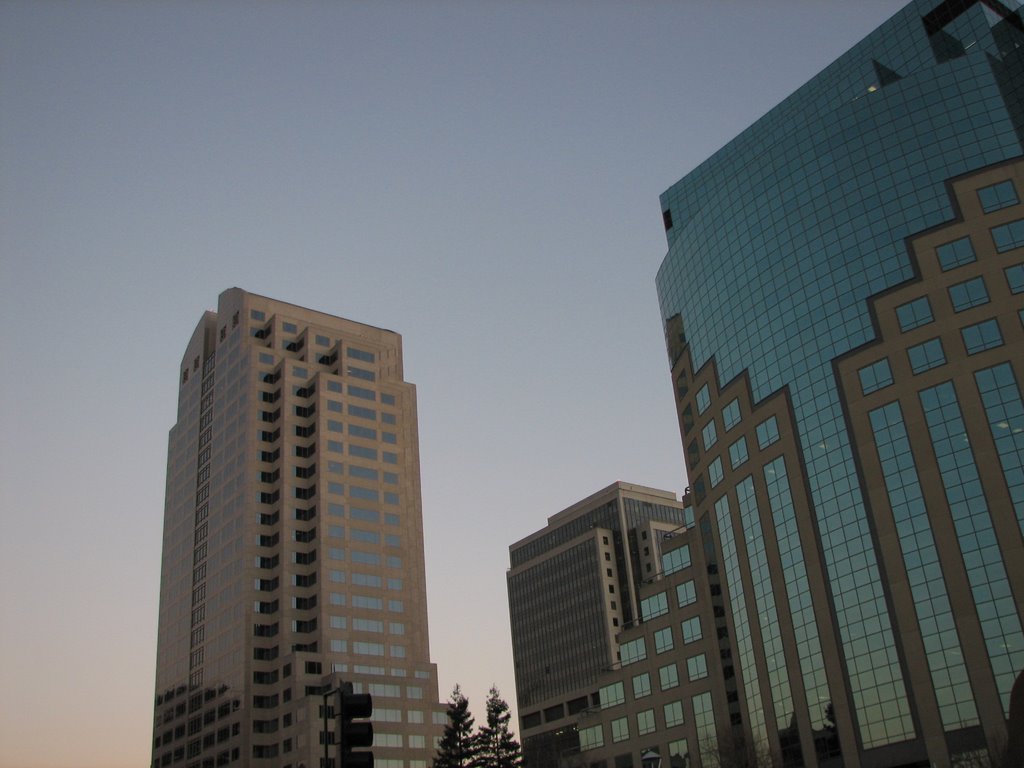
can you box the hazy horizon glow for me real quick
[1,2,906,766]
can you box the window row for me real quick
[859,317,1010,394]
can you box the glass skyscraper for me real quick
[655,0,1023,765]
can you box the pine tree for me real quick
[433,685,478,768]
[475,686,522,768]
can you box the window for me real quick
[348,366,376,382]
[636,710,656,736]
[611,717,630,743]
[348,385,377,401]
[859,358,893,395]
[659,663,679,690]
[353,618,384,632]
[701,420,718,450]
[654,627,674,654]
[350,424,377,440]
[936,236,976,270]
[722,399,741,430]
[381,393,396,405]
[681,616,702,643]
[641,592,669,621]
[619,637,647,666]
[599,682,625,709]
[728,437,748,469]
[579,725,603,751]
[664,700,685,728]
[896,296,934,331]
[668,739,689,765]
[993,219,1024,253]
[962,319,1003,354]
[251,309,265,321]
[708,457,723,488]
[632,673,651,699]
[695,384,711,415]
[1006,263,1024,294]
[353,641,385,656]
[687,654,708,681]
[907,338,945,374]
[676,580,696,607]
[948,276,989,312]
[349,404,377,421]
[350,445,377,460]
[978,180,1018,213]
[662,544,691,575]
[756,416,779,449]
[348,348,375,363]
[351,551,380,566]
[350,465,378,481]
[351,529,380,544]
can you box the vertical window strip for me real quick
[763,457,838,759]
[736,477,797,762]
[920,381,1024,714]
[714,494,767,748]
[692,692,717,768]
[868,402,978,730]
[974,364,1024,536]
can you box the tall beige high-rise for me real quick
[152,288,445,768]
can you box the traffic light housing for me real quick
[337,683,374,768]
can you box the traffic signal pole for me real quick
[322,682,374,768]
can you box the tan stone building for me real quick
[507,483,691,768]
[152,288,445,768]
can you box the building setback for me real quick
[151,288,445,768]
[654,0,1024,766]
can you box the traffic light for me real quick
[337,682,374,768]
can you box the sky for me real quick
[0,2,907,766]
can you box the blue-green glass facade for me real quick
[657,0,1024,753]
[919,381,1024,713]
[714,495,768,747]
[868,401,977,730]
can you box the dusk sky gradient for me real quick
[1,2,906,766]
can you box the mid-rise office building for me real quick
[653,0,1024,766]
[152,288,445,768]
[507,483,690,768]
